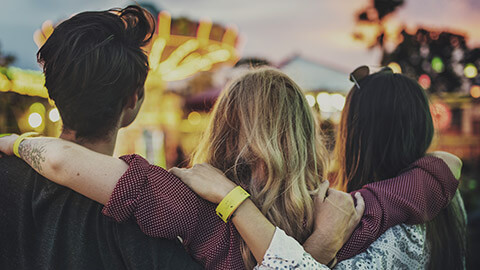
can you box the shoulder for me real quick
[0,156,33,175]
[111,220,203,269]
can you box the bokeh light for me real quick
[316,92,334,112]
[464,63,478,78]
[471,85,480,98]
[387,62,402,73]
[418,74,431,89]
[49,108,60,122]
[305,94,316,107]
[431,57,444,73]
[28,113,43,128]
[330,93,346,111]
[187,111,201,125]
[29,102,46,114]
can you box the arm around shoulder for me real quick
[17,137,128,205]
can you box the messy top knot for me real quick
[37,5,155,141]
[109,5,155,48]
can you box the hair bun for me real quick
[113,5,155,47]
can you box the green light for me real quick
[431,57,444,73]
[468,179,477,190]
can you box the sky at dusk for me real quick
[1,0,479,72]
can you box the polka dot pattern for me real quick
[102,155,458,269]
[102,155,245,269]
[337,156,458,261]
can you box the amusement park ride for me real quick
[0,9,242,167]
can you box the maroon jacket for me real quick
[102,155,458,269]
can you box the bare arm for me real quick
[170,164,274,263]
[170,164,364,265]
[0,135,127,204]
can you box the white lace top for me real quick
[255,223,428,270]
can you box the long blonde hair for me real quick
[192,67,328,268]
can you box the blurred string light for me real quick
[28,113,43,128]
[418,74,431,89]
[464,63,478,78]
[305,94,316,107]
[330,93,346,111]
[431,57,444,73]
[33,14,240,85]
[471,85,480,98]
[317,92,334,112]
[387,62,402,73]
[316,92,346,113]
[49,108,60,122]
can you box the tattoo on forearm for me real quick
[18,140,46,172]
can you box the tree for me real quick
[354,0,480,94]
[0,43,15,67]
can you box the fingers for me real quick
[315,180,330,202]
[354,192,365,216]
[169,167,191,184]
[325,189,356,216]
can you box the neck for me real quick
[59,129,118,156]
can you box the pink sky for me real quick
[1,0,479,71]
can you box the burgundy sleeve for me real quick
[102,154,215,245]
[336,156,459,261]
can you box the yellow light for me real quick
[0,73,11,91]
[157,11,171,40]
[49,108,60,122]
[28,113,43,128]
[316,92,334,112]
[387,62,402,73]
[42,20,54,40]
[205,49,231,62]
[464,64,478,78]
[6,67,48,98]
[330,93,346,111]
[197,19,212,47]
[187,111,201,125]
[222,26,238,47]
[471,85,480,98]
[30,102,46,114]
[158,39,199,74]
[305,94,316,107]
[149,38,166,71]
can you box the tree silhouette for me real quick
[0,43,15,67]
[354,0,480,94]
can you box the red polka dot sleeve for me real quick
[103,154,457,268]
[337,155,459,261]
[102,154,246,270]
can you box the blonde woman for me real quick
[0,68,458,269]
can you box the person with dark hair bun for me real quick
[0,5,201,269]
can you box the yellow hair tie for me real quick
[13,132,40,158]
[216,186,250,223]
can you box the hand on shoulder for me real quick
[428,151,462,179]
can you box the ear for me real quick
[124,91,140,110]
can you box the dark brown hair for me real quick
[334,71,466,269]
[37,5,155,140]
